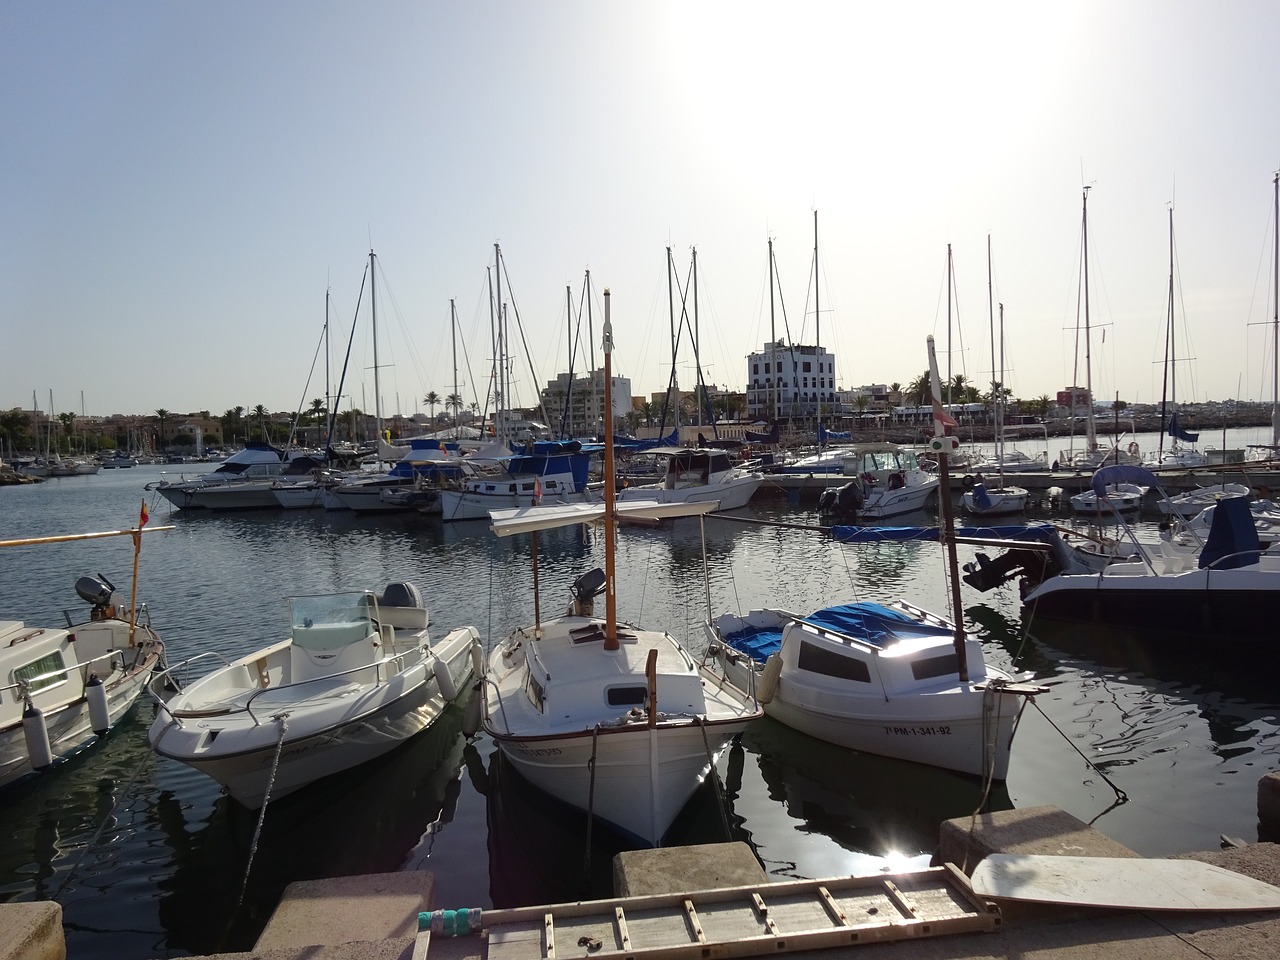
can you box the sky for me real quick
[4,1,1280,422]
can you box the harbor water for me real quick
[1,448,1277,958]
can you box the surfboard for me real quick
[970,854,1280,911]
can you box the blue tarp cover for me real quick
[829,522,1059,544]
[722,601,953,663]
[1092,464,1161,497]
[1168,412,1200,443]
[1199,493,1261,570]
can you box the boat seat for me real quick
[377,605,429,631]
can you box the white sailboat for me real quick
[480,290,762,847]
[704,336,1043,781]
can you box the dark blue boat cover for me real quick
[1091,464,1161,497]
[1198,493,1260,570]
[829,522,1059,544]
[721,601,952,663]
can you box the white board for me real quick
[970,854,1280,911]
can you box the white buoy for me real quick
[86,672,111,736]
[462,683,483,737]
[22,699,54,770]
[469,637,484,678]
[757,654,783,704]
[433,655,459,701]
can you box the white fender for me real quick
[87,672,111,736]
[433,655,459,702]
[22,699,54,770]
[757,654,783,704]
[470,636,484,679]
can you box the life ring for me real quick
[1127,441,1140,457]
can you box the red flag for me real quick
[139,499,150,528]
[931,396,958,430]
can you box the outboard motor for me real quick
[76,575,120,620]
[378,581,423,608]
[569,567,607,617]
[818,481,865,518]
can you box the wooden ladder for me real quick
[416,864,999,960]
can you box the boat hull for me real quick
[149,627,479,807]
[490,698,752,846]
[616,475,760,511]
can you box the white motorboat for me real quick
[1,524,168,790]
[325,439,463,513]
[480,291,762,847]
[439,440,592,522]
[1069,482,1147,515]
[706,337,1043,781]
[818,443,940,520]
[1174,497,1280,547]
[961,479,1029,517]
[704,600,1040,779]
[1155,482,1252,518]
[615,447,761,511]
[148,581,481,808]
[1023,493,1280,641]
[149,442,293,509]
[186,454,329,510]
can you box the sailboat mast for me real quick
[693,247,702,428]
[1272,172,1279,448]
[1159,205,1174,460]
[813,211,821,426]
[998,303,1006,488]
[927,335,968,683]
[768,237,777,423]
[450,299,460,431]
[586,270,596,373]
[1082,188,1096,453]
[370,249,383,445]
[602,289,618,650]
[946,243,953,408]
[987,236,996,464]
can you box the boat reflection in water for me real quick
[155,688,474,956]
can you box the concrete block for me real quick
[0,901,64,960]
[1258,771,1280,842]
[253,870,435,951]
[614,841,767,898]
[938,804,1140,877]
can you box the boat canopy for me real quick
[830,522,1059,544]
[1091,464,1161,496]
[818,425,851,442]
[1199,493,1261,570]
[721,601,953,662]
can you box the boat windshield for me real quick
[288,592,375,650]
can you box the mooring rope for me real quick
[697,716,733,840]
[232,713,290,918]
[582,724,601,897]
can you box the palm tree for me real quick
[445,393,462,426]
[252,404,268,441]
[154,409,170,451]
[906,372,931,406]
[0,409,31,452]
[424,391,441,422]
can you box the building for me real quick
[745,341,838,419]
[539,369,633,437]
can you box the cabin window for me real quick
[606,685,647,707]
[15,651,68,693]
[911,654,960,680]
[526,675,546,712]
[796,641,871,682]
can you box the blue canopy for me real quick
[1199,493,1260,570]
[1092,464,1161,497]
[830,522,1059,544]
[818,425,851,442]
[1168,412,1200,443]
[971,482,993,509]
[720,601,954,663]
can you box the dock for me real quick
[8,773,1278,960]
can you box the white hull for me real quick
[273,483,326,509]
[860,478,939,518]
[616,474,760,511]
[150,596,480,807]
[483,613,760,846]
[962,485,1029,516]
[440,490,588,522]
[2,615,163,789]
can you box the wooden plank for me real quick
[470,867,998,960]
[972,854,1280,911]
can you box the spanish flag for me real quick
[139,499,150,528]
